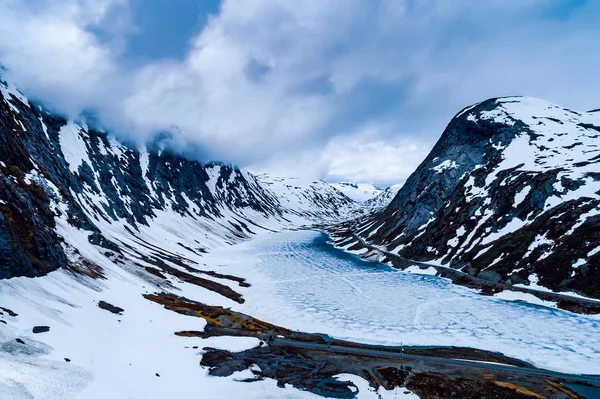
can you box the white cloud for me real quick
[0,0,127,116]
[1,0,599,185]
[120,0,361,161]
[320,125,431,186]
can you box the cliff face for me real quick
[0,81,71,278]
[354,97,600,298]
[0,77,361,280]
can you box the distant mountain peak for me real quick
[364,184,403,209]
[329,182,385,203]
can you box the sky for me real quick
[0,0,599,186]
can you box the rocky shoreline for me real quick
[323,221,600,315]
[146,292,598,398]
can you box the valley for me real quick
[1,75,599,398]
[2,228,599,398]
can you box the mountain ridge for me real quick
[333,96,600,299]
[329,182,384,203]
[0,75,362,281]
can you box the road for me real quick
[348,218,600,311]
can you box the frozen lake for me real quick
[210,230,600,374]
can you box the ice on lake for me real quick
[209,230,600,375]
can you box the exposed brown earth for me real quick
[120,240,248,303]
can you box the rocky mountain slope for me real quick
[344,97,600,299]
[0,75,361,281]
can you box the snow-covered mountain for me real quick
[0,75,360,281]
[329,182,383,203]
[348,97,600,299]
[257,175,362,220]
[0,74,376,398]
[330,182,402,209]
[364,184,402,209]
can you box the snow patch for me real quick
[432,160,457,174]
[58,122,93,174]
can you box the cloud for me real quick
[1,0,599,185]
[0,0,129,115]
[320,125,431,187]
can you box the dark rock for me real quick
[64,358,71,362]
[15,338,24,344]
[32,326,50,334]
[0,306,17,316]
[87,233,121,254]
[98,300,124,315]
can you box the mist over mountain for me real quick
[2,67,600,399]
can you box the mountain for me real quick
[329,182,384,203]
[256,175,362,220]
[0,76,360,281]
[364,184,402,209]
[345,97,600,299]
